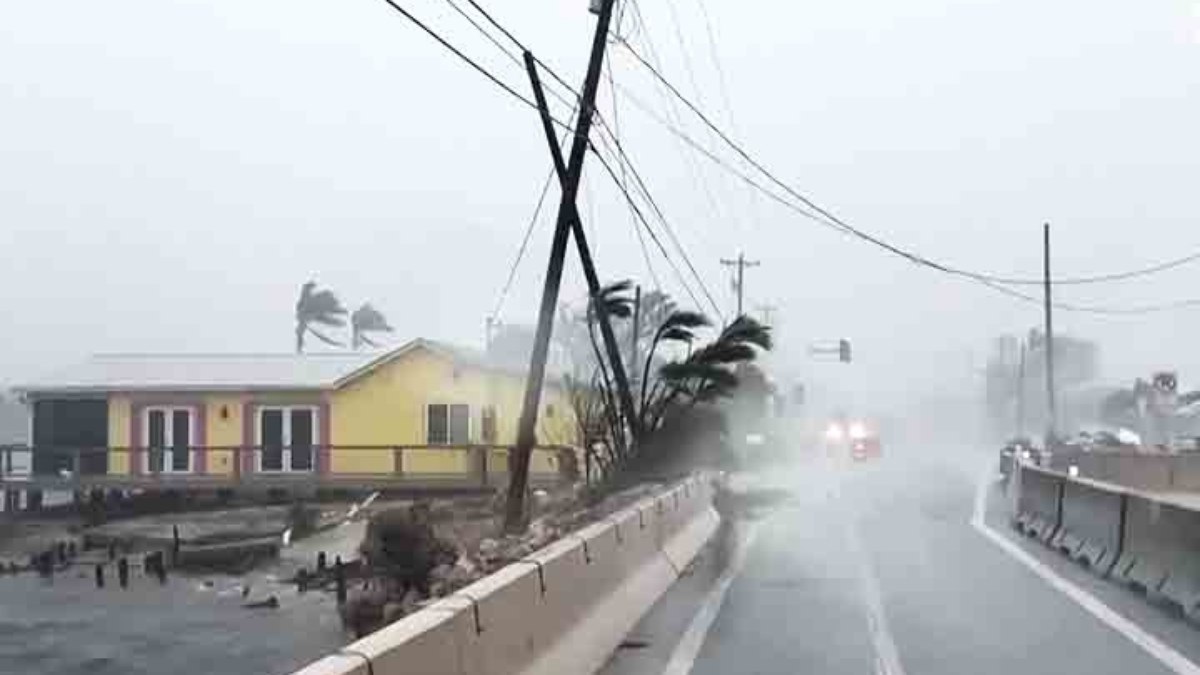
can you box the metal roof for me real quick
[16,338,550,396]
[17,352,379,394]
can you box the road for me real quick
[602,441,1200,675]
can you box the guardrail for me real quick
[0,444,577,497]
[293,474,720,675]
[1012,460,1200,620]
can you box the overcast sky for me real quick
[2,0,1198,403]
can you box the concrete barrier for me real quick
[1050,478,1125,573]
[294,475,718,675]
[1012,460,1200,621]
[1111,496,1200,619]
[1013,464,1062,543]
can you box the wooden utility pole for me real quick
[630,285,641,378]
[523,51,638,438]
[504,0,620,533]
[721,252,760,317]
[1042,223,1057,440]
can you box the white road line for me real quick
[842,480,907,675]
[971,464,1200,675]
[661,521,762,675]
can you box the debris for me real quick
[243,595,280,610]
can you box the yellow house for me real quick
[17,339,577,483]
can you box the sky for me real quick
[2,0,1199,406]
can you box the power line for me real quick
[490,168,555,322]
[460,0,582,102]
[592,122,725,320]
[375,0,574,132]
[615,37,1200,290]
[588,139,708,315]
[603,55,661,290]
[439,0,579,112]
[612,84,1200,316]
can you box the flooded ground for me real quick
[0,566,346,675]
[0,516,369,675]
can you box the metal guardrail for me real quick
[0,444,577,493]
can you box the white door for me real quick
[145,408,193,473]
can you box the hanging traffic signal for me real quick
[839,339,852,363]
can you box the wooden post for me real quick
[335,556,346,605]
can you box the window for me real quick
[257,406,316,472]
[144,407,193,473]
[427,404,470,445]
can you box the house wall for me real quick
[107,392,329,476]
[99,345,577,478]
[328,347,576,474]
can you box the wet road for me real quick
[604,443,1200,675]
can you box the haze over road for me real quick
[604,442,1200,675]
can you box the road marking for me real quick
[850,524,907,675]
[839,469,907,675]
[661,521,762,675]
[971,464,1200,675]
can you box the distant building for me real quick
[13,338,576,483]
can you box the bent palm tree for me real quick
[295,281,348,353]
[643,315,772,432]
[351,303,394,349]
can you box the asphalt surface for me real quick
[602,442,1200,675]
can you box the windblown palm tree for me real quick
[642,314,772,433]
[294,281,348,353]
[351,303,394,349]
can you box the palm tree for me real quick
[294,281,348,353]
[351,303,394,349]
[642,314,771,434]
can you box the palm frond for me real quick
[718,315,772,351]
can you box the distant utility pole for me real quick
[720,252,760,317]
[1016,340,1027,437]
[1042,222,1057,440]
[505,0,621,533]
[756,303,777,326]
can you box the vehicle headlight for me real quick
[849,422,867,440]
[825,423,844,441]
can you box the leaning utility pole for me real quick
[1042,222,1057,440]
[721,252,759,317]
[630,285,642,379]
[523,51,638,440]
[504,0,620,533]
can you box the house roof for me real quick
[16,338,546,396]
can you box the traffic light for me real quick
[838,339,852,363]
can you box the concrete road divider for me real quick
[1051,478,1125,573]
[294,475,718,675]
[1013,464,1062,544]
[1112,495,1200,620]
[1012,459,1200,622]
